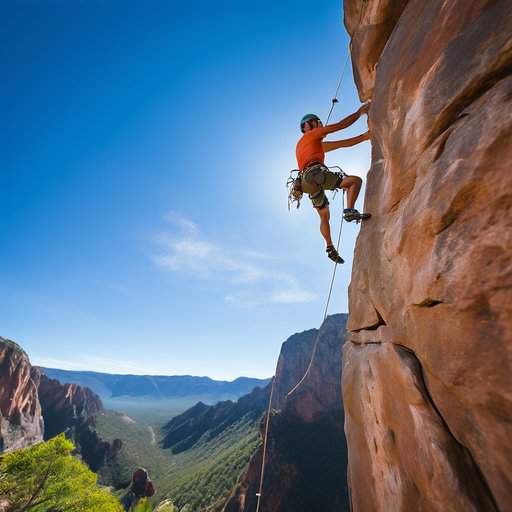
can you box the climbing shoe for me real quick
[343,208,371,222]
[326,245,344,264]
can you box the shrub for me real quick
[0,434,123,511]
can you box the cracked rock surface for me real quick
[343,0,512,510]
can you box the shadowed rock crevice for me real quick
[342,342,501,512]
[394,344,500,512]
[347,334,499,512]
[412,298,444,308]
[351,303,387,333]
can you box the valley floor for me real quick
[95,407,260,511]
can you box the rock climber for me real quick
[296,103,371,264]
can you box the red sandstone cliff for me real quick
[0,336,120,474]
[0,337,43,451]
[37,373,119,472]
[342,1,512,511]
[224,314,349,512]
[38,374,103,440]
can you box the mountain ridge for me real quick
[161,384,270,454]
[40,367,271,401]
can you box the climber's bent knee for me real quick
[310,188,329,209]
[340,175,362,189]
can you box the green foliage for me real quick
[0,433,123,512]
[168,424,260,512]
[133,498,152,512]
[95,409,261,512]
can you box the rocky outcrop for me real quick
[0,336,121,474]
[343,1,512,511]
[38,374,103,440]
[0,337,43,451]
[344,0,409,101]
[224,314,349,512]
[37,373,118,472]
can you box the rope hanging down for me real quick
[255,377,275,512]
[286,191,345,397]
[287,0,369,399]
[255,1,369,506]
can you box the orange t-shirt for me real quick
[296,126,330,171]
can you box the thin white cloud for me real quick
[164,211,199,235]
[225,286,317,307]
[153,213,316,305]
[271,288,317,304]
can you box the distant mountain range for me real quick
[40,367,270,402]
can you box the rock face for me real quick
[38,374,116,472]
[224,314,349,512]
[0,337,43,451]
[342,1,512,511]
[0,336,120,473]
[38,374,103,440]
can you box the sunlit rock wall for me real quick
[343,0,512,510]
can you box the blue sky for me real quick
[1,0,370,380]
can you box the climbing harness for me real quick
[287,165,346,211]
[259,0,370,506]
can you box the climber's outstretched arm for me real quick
[322,131,370,152]
[322,103,370,135]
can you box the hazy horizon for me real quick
[37,362,272,381]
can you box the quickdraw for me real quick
[286,169,302,210]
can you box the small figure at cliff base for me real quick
[295,104,371,264]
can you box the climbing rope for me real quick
[325,53,351,125]
[255,376,275,512]
[325,0,368,124]
[286,191,345,397]
[256,0,369,506]
[287,0,369,398]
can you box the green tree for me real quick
[133,498,152,512]
[0,433,123,512]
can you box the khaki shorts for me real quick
[301,163,342,209]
